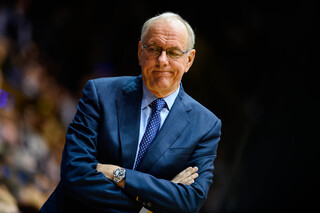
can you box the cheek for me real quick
[173,63,187,77]
[140,58,155,72]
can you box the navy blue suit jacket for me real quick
[40,76,221,213]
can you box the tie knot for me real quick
[151,99,166,111]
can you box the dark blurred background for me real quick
[0,0,318,212]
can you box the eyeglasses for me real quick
[142,43,189,60]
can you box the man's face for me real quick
[138,20,195,98]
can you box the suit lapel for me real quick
[116,77,142,169]
[137,88,192,172]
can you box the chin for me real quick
[152,80,171,91]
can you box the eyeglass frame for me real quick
[142,43,190,60]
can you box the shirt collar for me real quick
[141,83,180,111]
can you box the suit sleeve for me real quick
[124,118,222,213]
[60,80,140,211]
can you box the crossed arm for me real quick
[96,164,199,188]
[96,164,198,212]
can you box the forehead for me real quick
[144,20,188,48]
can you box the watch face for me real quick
[114,168,126,183]
[115,169,125,177]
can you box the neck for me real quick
[144,85,179,99]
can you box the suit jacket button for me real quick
[147,202,152,207]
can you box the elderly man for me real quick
[40,12,221,213]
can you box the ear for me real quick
[184,49,196,73]
[138,41,142,66]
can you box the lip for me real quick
[152,70,173,75]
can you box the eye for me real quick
[147,46,161,54]
[167,49,182,58]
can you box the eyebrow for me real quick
[146,42,182,50]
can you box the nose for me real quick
[157,50,169,67]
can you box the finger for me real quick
[171,166,199,184]
[172,167,193,182]
[191,172,199,179]
[185,172,199,184]
[180,167,193,177]
[172,173,199,185]
[181,167,198,180]
[182,174,198,185]
[183,166,198,177]
[193,166,198,173]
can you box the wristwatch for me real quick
[113,168,126,184]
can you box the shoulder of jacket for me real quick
[182,92,220,122]
[91,76,136,86]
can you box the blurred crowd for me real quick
[0,1,77,212]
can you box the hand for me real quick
[96,163,126,188]
[171,166,198,185]
[96,163,119,180]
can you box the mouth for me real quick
[152,70,173,76]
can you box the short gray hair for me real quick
[141,12,195,50]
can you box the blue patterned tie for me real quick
[134,99,166,170]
